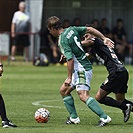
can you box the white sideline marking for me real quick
[32,99,133,113]
[32,100,91,111]
[32,100,62,109]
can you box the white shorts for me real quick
[71,70,92,91]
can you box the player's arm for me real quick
[67,58,74,79]
[61,42,73,85]
[65,58,74,85]
[59,54,73,85]
[86,27,105,40]
[11,23,16,38]
[86,27,114,49]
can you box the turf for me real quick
[0,61,133,133]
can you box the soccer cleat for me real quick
[66,117,80,124]
[98,115,111,127]
[122,104,132,122]
[2,120,17,128]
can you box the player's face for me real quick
[84,33,94,40]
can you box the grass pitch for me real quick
[0,61,133,133]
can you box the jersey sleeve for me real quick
[12,12,17,24]
[75,26,87,36]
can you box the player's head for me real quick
[46,16,62,37]
[46,16,62,30]
[19,1,26,12]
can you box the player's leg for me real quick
[115,91,133,112]
[0,94,17,128]
[77,89,108,118]
[24,46,29,62]
[115,93,133,107]
[96,69,130,110]
[0,94,8,121]
[11,45,16,61]
[95,88,127,110]
[115,93,132,122]
[96,70,132,122]
[121,99,133,112]
[115,70,132,122]
[60,82,79,124]
[115,93,125,102]
[11,36,18,61]
[76,70,111,126]
[23,35,30,62]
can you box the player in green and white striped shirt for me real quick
[46,16,114,126]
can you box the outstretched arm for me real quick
[86,27,114,49]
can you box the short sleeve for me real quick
[75,26,87,36]
[12,12,17,24]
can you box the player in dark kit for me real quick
[0,63,17,128]
[82,33,133,123]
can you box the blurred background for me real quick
[0,0,133,65]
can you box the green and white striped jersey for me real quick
[58,26,92,71]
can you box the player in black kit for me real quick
[82,33,133,123]
[0,63,17,128]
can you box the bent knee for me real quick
[59,84,72,96]
[79,94,89,103]
[95,94,101,101]
[60,87,67,96]
[96,97,105,104]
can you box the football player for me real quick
[46,16,114,126]
[0,63,17,128]
[82,32,132,123]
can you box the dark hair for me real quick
[46,16,62,30]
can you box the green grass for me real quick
[0,61,133,133]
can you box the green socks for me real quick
[63,95,78,118]
[63,96,107,119]
[86,97,107,119]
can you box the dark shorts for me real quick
[13,35,30,47]
[100,70,128,94]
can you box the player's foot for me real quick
[122,104,132,122]
[2,120,17,128]
[97,115,111,127]
[65,117,80,124]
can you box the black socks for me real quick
[0,94,8,121]
[98,96,127,110]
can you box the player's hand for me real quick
[0,64,3,76]
[64,77,72,86]
[59,55,66,62]
[11,32,16,38]
[85,53,90,57]
[104,37,114,49]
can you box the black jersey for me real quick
[91,38,126,74]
